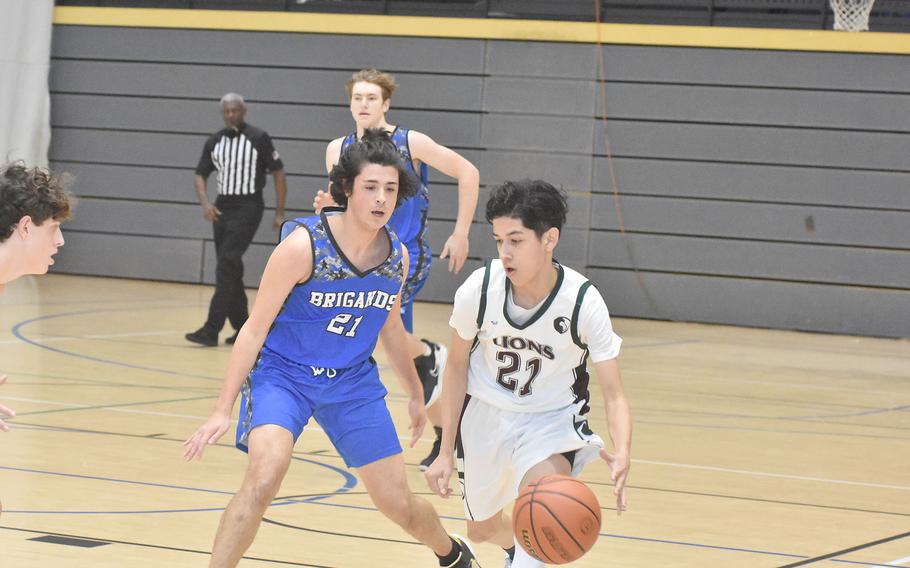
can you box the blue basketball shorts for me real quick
[235,348,403,468]
[399,239,431,333]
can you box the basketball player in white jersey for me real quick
[0,161,72,431]
[424,180,632,567]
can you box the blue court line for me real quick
[10,307,221,381]
[1,454,356,515]
[290,454,358,493]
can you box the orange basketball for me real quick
[513,475,602,564]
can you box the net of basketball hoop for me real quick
[829,0,876,31]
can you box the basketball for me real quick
[513,475,602,564]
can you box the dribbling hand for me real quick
[183,412,231,460]
[601,448,629,515]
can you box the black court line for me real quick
[29,534,110,548]
[262,517,421,546]
[275,491,370,501]
[16,418,901,564]
[3,526,334,567]
[0,369,216,394]
[16,420,905,519]
[14,394,216,417]
[607,483,910,518]
[7,421,335,462]
[777,530,910,568]
[637,385,893,413]
[635,417,910,442]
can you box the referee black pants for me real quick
[204,198,263,335]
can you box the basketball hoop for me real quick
[829,0,876,31]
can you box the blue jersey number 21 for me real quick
[326,313,364,337]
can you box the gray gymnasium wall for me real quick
[48,25,910,338]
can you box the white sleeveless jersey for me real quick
[450,259,622,413]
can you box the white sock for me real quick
[511,540,545,568]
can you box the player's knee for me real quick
[467,520,499,543]
[375,491,418,529]
[379,496,413,527]
[242,469,284,508]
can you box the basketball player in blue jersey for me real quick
[425,180,632,568]
[315,69,480,470]
[184,130,480,568]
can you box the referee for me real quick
[186,93,287,347]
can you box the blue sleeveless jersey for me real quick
[263,210,405,369]
[341,127,430,247]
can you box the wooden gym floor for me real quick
[1,274,908,567]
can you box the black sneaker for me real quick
[225,331,239,345]
[419,428,442,472]
[414,339,446,406]
[185,328,217,347]
[446,535,480,568]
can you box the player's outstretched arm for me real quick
[407,130,479,273]
[378,248,427,448]
[593,358,632,515]
[424,330,472,499]
[0,375,16,432]
[183,229,313,460]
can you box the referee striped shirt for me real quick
[195,123,284,201]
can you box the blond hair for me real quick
[345,69,398,101]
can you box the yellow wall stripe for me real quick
[53,6,910,55]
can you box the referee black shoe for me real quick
[185,328,218,347]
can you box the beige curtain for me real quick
[0,0,54,168]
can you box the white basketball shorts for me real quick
[456,395,604,522]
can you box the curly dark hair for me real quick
[485,179,568,237]
[328,128,418,208]
[0,162,73,243]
